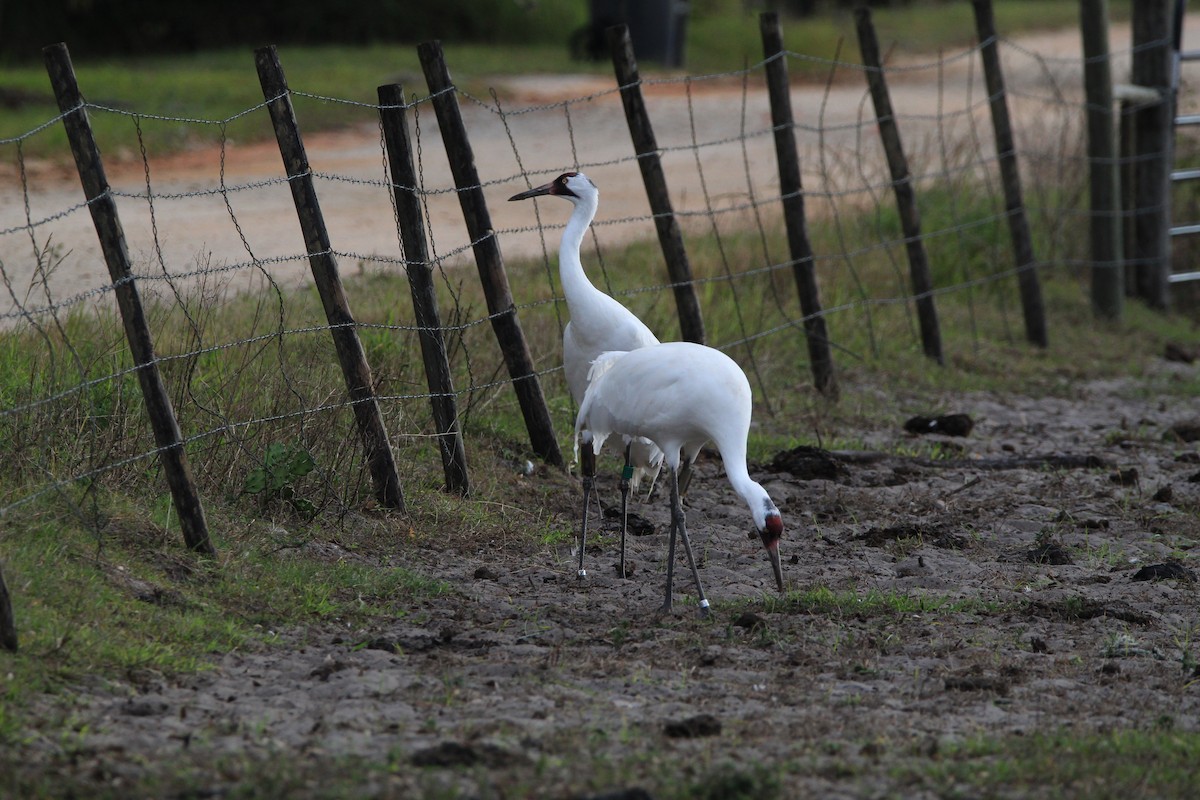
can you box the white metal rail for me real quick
[1170,0,1200,283]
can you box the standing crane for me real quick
[575,342,785,615]
[509,172,661,579]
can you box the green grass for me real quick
[0,498,453,691]
[757,585,1008,617]
[907,729,1200,798]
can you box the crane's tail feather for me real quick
[628,438,664,494]
[575,350,631,465]
[586,350,629,383]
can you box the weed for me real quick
[1173,623,1200,678]
[241,442,318,519]
[608,620,632,650]
[690,762,783,800]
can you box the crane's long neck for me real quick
[559,193,604,305]
[720,442,779,527]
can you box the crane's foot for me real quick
[696,598,712,618]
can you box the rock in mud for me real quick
[1131,563,1197,582]
[663,713,721,739]
[904,413,974,437]
[768,445,847,480]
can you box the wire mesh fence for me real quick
[1,10,1196,542]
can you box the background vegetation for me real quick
[1,0,1130,162]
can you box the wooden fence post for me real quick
[971,0,1049,347]
[255,46,406,511]
[855,7,944,365]
[43,43,215,556]
[417,41,565,469]
[607,23,707,346]
[0,561,16,652]
[377,83,470,496]
[759,12,838,397]
[1081,0,1124,320]
[1129,0,1174,310]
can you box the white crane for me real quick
[575,342,785,615]
[509,171,662,579]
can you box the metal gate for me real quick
[1169,0,1200,284]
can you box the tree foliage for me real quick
[1,0,586,62]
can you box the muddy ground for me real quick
[11,360,1200,798]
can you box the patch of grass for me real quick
[213,555,451,624]
[756,585,1006,618]
[0,518,233,692]
[0,489,465,756]
[903,729,1200,798]
[688,762,784,800]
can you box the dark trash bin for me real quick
[570,0,689,67]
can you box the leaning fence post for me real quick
[855,7,944,365]
[255,46,406,511]
[759,12,838,397]
[1081,0,1124,320]
[378,83,470,496]
[43,42,215,556]
[971,0,1048,347]
[0,561,16,652]
[1129,0,1174,310]
[417,41,565,469]
[607,23,707,346]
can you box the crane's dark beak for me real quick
[758,513,785,592]
[765,539,784,592]
[508,179,557,202]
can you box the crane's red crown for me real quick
[760,512,783,551]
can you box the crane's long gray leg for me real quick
[618,443,633,579]
[672,473,711,617]
[578,442,597,579]
[659,469,680,614]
